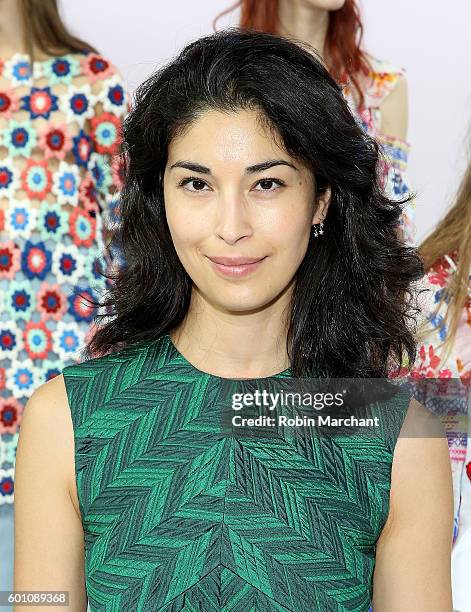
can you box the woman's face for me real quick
[163,108,330,314]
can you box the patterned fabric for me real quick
[409,250,471,543]
[62,332,410,611]
[0,52,127,505]
[343,55,415,246]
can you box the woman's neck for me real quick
[170,286,293,379]
[0,0,25,56]
[277,0,330,59]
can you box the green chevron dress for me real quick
[62,332,410,612]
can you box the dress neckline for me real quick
[163,332,292,381]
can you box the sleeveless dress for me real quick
[343,54,415,247]
[408,249,471,610]
[63,332,411,611]
[0,51,127,505]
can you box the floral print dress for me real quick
[343,54,415,246]
[0,51,127,505]
[409,250,471,610]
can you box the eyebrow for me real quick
[169,159,299,174]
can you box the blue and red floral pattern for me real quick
[71,130,93,167]
[52,161,80,206]
[21,86,58,119]
[3,120,37,157]
[0,323,21,361]
[90,112,122,154]
[21,240,52,280]
[6,359,40,399]
[0,397,22,435]
[60,84,95,127]
[23,322,53,360]
[0,240,21,280]
[52,322,85,362]
[4,55,32,86]
[99,74,127,117]
[5,280,35,320]
[21,159,53,200]
[69,207,97,248]
[80,53,114,82]
[39,123,72,160]
[43,56,80,85]
[0,89,20,119]
[51,243,84,284]
[36,283,67,320]
[0,48,127,503]
[5,202,37,239]
[0,160,19,196]
[37,202,68,242]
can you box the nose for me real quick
[213,189,253,244]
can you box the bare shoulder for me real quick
[20,373,71,449]
[17,374,80,519]
[398,393,446,435]
[372,395,453,610]
[383,395,451,528]
[377,72,409,142]
[14,375,87,608]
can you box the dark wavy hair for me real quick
[86,28,423,378]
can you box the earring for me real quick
[311,220,324,238]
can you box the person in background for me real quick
[410,157,471,612]
[0,0,127,509]
[215,0,415,245]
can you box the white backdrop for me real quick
[61,0,471,244]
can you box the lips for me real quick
[206,255,266,278]
[207,256,264,266]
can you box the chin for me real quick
[304,0,346,10]
[214,294,267,314]
[203,286,275,314]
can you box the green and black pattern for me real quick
[62,333,409,611]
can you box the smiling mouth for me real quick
[207,256,265,266]
[206,255,267,277]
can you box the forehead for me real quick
[167,108,289,165]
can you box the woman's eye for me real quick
[253,178,285,192]
[179,178,210,192]
[178,177,285,193]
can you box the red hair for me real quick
[213,0,370,107]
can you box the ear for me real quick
[312,185,331,225]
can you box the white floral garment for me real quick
[0,51,127,505]
[343,54,416,246]
[409,251,471,611]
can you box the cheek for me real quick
[165,207,211,276]
[261,206,312,276]
[279,218,312,264]
[265,194,313,246]
[167,218,206,262]
[164,191,207,248]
